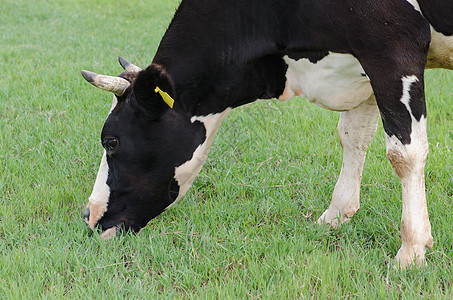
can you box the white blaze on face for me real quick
[280,53,373,111]
[169,108,231,209]
[86,151,110,229]
[85,96,118,229]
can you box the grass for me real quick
[1,0,452,298]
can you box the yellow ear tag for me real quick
[154,86,174,108]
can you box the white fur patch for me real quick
[86,96,118,226]
[406,0,421,12]
[400,75,419,115]
[89,151,110,206]
[281,53,373,111]
[169,108,231,209]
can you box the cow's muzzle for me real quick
[83,206,120,240]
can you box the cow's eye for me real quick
[103,137,119,154]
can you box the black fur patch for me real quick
[418,0,453,36]
[408,78,427,122]
[286,51,330,63]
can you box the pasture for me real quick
[1,0,452,298]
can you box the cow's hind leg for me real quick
[318,95,379,227]
[362,70,433,268]
[383,76,433,268]
[346,8,435,267]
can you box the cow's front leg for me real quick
[318,95,379,227]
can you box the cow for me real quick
[81,0,453,268]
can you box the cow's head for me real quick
[81,58,224,239]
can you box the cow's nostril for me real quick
[83,207,90,220]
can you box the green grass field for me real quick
[1,0,452,298]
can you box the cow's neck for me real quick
[151,1,292,117]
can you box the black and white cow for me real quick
[81,0,453,268]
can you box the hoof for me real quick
[394,246,427,270]
[317,208,353,228]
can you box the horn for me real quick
[118,57,142,72]
[81,70,130,96]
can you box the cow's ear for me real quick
[133,63,175,117]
